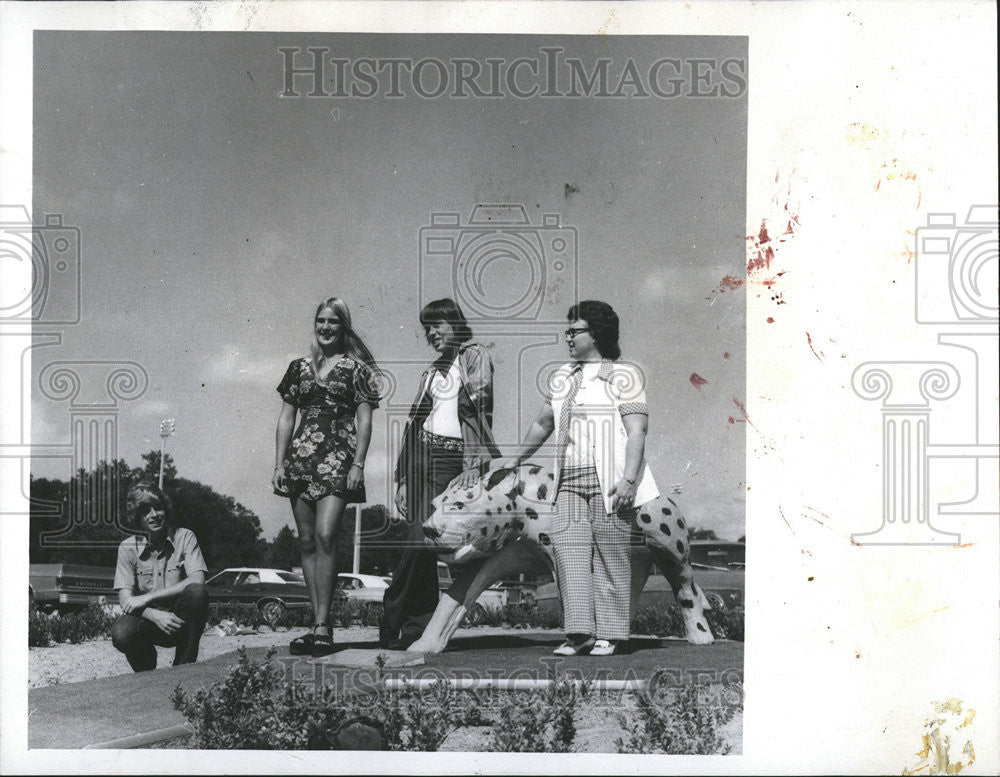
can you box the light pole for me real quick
[158,418,175,489]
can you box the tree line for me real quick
[29,451,411,574]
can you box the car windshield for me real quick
[207,571,240,586]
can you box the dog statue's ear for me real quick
[504,476,526,503]
[485,467,515,491]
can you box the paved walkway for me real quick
[28,632,743,749]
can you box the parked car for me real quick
[336,572,389,602]
[533,540,746,617]
[29,564,117,613]
[686,540,745,610]
[205,567,330,626]
[434,562,536,625]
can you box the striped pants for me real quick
[552,466,633,640]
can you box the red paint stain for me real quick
[747,171,799,277]
[746,220,776,276]
[708,274,746,298]
[806,331,824,362]
[732,398,759,431]
[806,507,833,522]
[778,506,797,537]
[689,373,710,392]
[766,316,775,323]
[723,352,730,360]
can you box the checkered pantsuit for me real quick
[552,465,633,640]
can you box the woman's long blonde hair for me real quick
[310,297,381,383]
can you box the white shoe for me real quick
[552,635,595,656]
[589,639,617,656]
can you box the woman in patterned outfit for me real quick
[501,300,657,657]
[380,298,500,650]
[272,297,381,656]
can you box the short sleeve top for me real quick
[114,527,208,594]
[276,356,381,412]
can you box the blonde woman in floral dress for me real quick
[272,297,381,657]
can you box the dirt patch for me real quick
[28,626,548,689]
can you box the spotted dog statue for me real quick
[407,463,714,654]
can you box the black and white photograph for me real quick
[18,27,748,755]
[1,2,997,774]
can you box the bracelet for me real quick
[352,462,364,469]
[624,477,636,485]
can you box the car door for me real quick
[206,570,241,603]
[234,571,263,605]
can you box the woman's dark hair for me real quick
[126,481,174,529]
[568,300,621,360]
[419,298,473,345]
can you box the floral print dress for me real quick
[276,356,380,503]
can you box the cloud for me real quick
[204,345,289,387]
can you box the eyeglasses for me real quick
[563,327,590,340]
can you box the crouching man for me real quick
[111,481,210,672]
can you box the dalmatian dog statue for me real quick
[407,462,714,654]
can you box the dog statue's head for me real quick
[422,465,528,564]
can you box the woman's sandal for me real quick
[310,624,337,658]
[289,629,315,656]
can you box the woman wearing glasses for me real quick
[500,300,657,656]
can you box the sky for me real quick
[30,32,747,540]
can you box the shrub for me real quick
[206,602,314,630]
[479,604,506,627]
[500,602,561,628]
[172,647,307,749]
[630,604,686,638]
[29,610,53,647]
[386,682,491,751]
[500,602,534,627]
[326,599,383,628]
[615,680,742,754]
[172,650,588,751]
[705,606,745,641]
[355,601,383,627]
[629,602,745,642]
[172,648,490,751]
[527,606,563,629]
[489,682,577,753]
[28,604,116,646]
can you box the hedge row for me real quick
[172,648,741,753]
[30,600,744,647]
